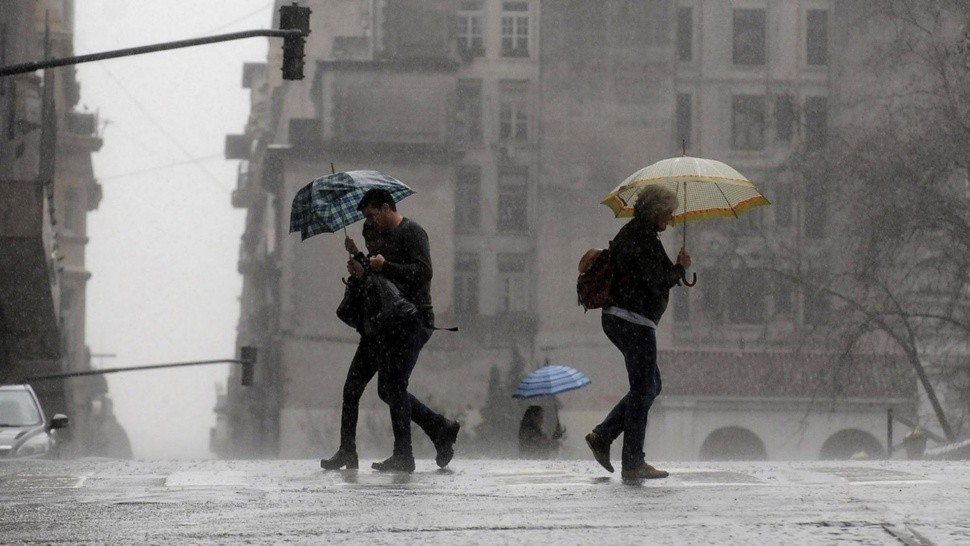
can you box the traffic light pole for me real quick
[0,29,304,78]
[17,347,258,386]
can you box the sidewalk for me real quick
[1,458,968,544]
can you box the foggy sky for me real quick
[75,1,272,458]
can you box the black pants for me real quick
[593,313,662,470]
[376,317,447,457]
[338,335,440,453]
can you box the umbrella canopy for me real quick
[601,156,769,226]
[289,170,415,240]
[513,365,592,399]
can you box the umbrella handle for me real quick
[683,271,697,287]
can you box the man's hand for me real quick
[369,254,385,272]
[677,248,692,270]
[344,236,360,255]
[347,259,365,278]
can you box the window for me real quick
[775,94,794,142]
[673,287,689,322]
[501,2,530,57]
[774,183,792,228]
[454,253,480,315]
[803,184,827,239]
[499,80,529,142]
[677,93,692,150]
[702,269,722,317]
[732,95,766,150]
[803,272,830,325]
[498,253,530,312]
[728,270,765,324]
[806,10,828,66]
[455,79,482,144]
[457,1,485,58]
[804,96,828,150]
[677,7,693,62]
[63,189,80,232]
[774,277,793,316]
[498,168,529,232]
[455,166,481,232]
[733,9,766,65]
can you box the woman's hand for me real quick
[344,236,360,255]
[677,248,692,269]
[347,259,365,278]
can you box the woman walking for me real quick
[584,186,691,480]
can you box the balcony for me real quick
[231,163,259,209]
[313,60,465,163]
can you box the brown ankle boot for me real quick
[621,463,669,480]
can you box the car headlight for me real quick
[14,433,51,457]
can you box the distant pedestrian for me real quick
[518,405,564,459]
[357,188,460,473]
[584,185,690,480]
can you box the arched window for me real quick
[699,426,767,461]
[819,429,884,460]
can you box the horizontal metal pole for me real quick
[0,29,304,78]
[19,359,249,382]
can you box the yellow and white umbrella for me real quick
[602,156,770,285]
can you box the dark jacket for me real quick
[518,423,559,459]
[337,253,417,337]
[608,217,685,324]
[381,218,433,314]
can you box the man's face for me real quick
[362,204,390,233]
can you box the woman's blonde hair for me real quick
[633,185,679,221]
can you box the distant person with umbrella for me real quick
[585,186,690,480]
[513,365,589,459]
[353,188,460,473]
[518,405,565,459]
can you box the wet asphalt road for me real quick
[1,458,968,544]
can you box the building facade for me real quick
[215,0,914,461]
[0,0,129,458]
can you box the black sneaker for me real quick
[372,454,416,473]
[434,419,461,468]
[320,449,358,470]
[585,431,614,473]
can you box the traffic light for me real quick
[279,3,311,80]
[240,346,257,386]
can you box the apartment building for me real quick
[216,0,913,461]
[0,0,128,457]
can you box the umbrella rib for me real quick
[713,182,740,219]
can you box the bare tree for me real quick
[769,0,970,441]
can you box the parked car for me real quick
[0,384,68,459]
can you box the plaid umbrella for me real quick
[289,170,415,241]
[513,365,592,399]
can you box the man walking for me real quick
[357,188,460,473]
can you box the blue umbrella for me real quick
[289,170,415,241]
[513,365,592,399]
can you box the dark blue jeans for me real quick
[593,313,662,470]
[376,317,446,457]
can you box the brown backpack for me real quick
[577,246,613,311]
